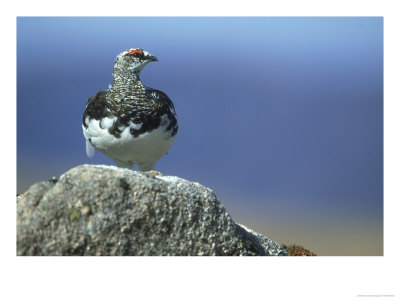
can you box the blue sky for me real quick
[17,17,383,255]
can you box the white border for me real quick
[4,1,399,299]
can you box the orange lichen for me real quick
[281,244,317,256]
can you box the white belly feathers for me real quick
[82,114,176,164]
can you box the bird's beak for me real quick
[148,55,158,62]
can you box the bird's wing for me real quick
[145,88,178,135]
[146,87,177,114]
[82,90,111,157]
[82,90,110,125]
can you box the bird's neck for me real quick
[110,68,146,97]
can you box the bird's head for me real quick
[114,48,158,73]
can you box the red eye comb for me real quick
[128,49,143,55]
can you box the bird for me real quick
[82,48,178,172]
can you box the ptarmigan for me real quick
[82,48,178,171]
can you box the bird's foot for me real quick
[141,170,163,177]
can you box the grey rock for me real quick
[17,165,288,256]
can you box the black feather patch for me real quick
[82,86,178,138]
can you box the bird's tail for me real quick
[86,139,95,158]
